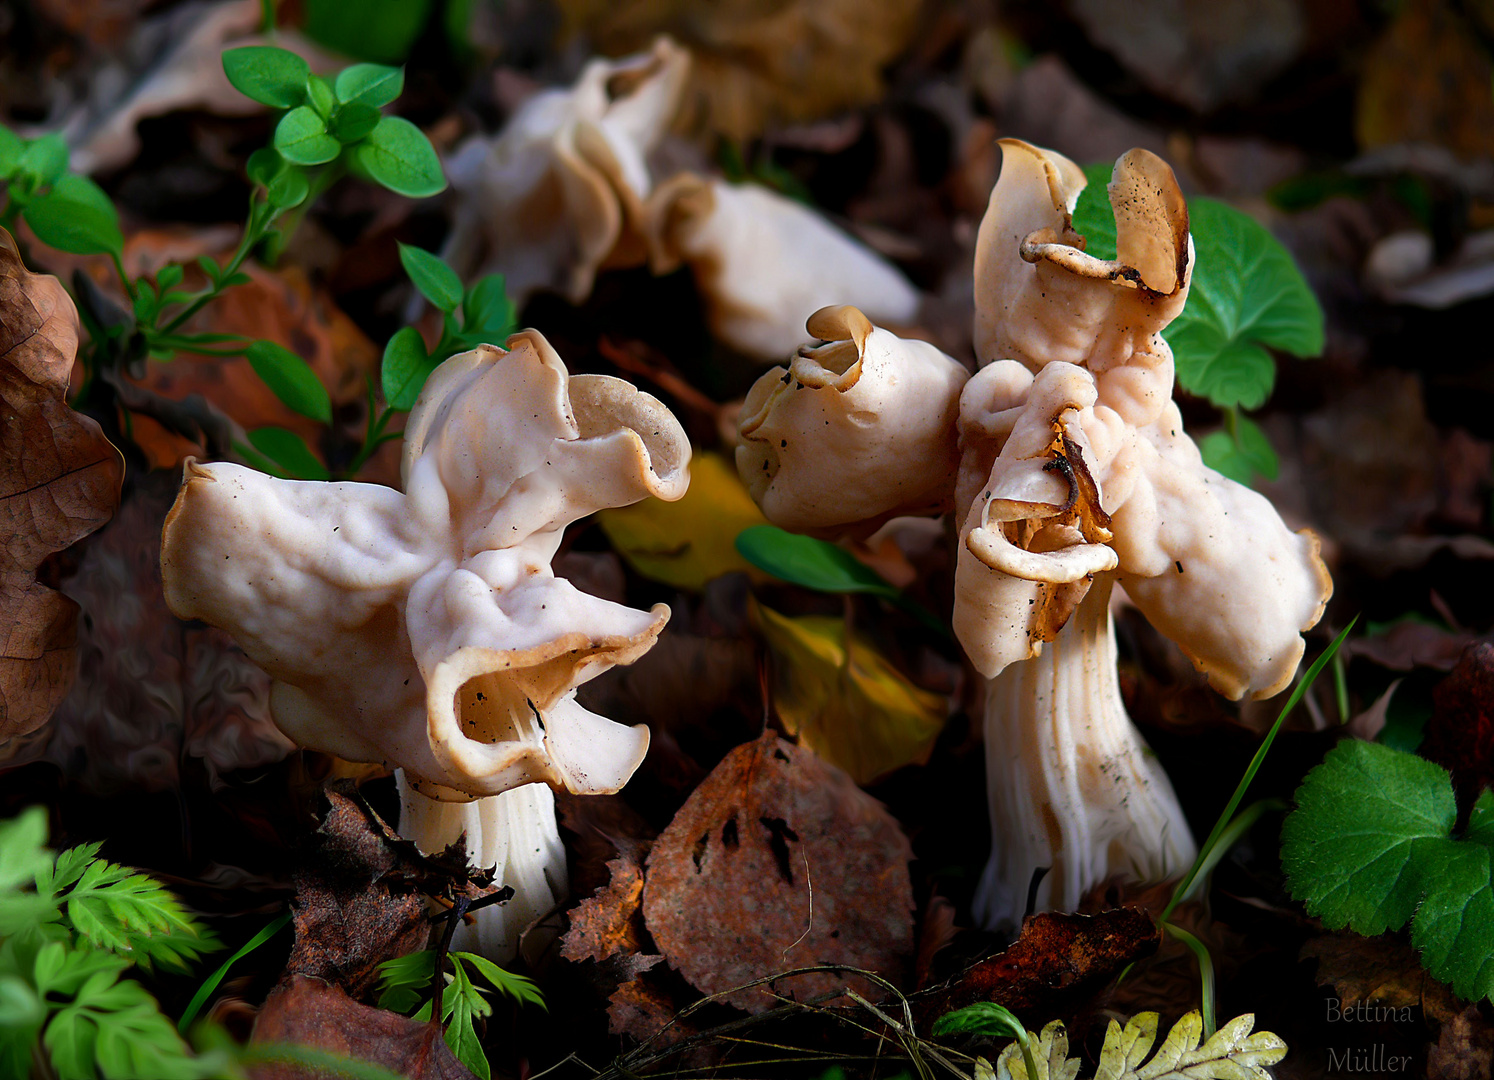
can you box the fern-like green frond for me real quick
[61,855,219,971]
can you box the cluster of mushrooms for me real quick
[160,47,1330,960]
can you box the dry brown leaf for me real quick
[558,0,923,141]
[250,975,476,1080]
[0,228,123,744]
[1301,931,1461,1023]
[562,847,649,964]
[1420,642,1494,813]
[642,731,914,1013]
[919,909,1160,1025]
[3,471,292,788]
[1356,0,1494,162]
[283,786,433,999]
[1429,1006,1494,1080]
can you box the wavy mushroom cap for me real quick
[735,305,968,535]
[446,36,691,304]
[647,176,922,361]
[974,140,1192,373]
[161,334,691,800]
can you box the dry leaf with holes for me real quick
[753,599,945,785]
[641,731,914,1013]
[0,228,123,743]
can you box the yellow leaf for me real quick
[596,451,766,590]
[752,598,945,785]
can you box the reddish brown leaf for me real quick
[641,732,914,1013]
[606,968,695,1043]
[0,228,123,742]
[250,975,476,1080]
[1420,642,1494,814]
[561,848,649,964]
[918,909,1160,1025]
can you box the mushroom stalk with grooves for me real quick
[160,332,690,960]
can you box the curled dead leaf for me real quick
[642,732,914,1013]
[0,228,123,743]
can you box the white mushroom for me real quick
[647,176,922,362]
[956,141,1331,927]
[444,37,691,307]
[161,332,690,959]
[735,305,968,534]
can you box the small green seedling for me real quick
[0,126,124,261]
[377,948,544,1080]
[1072,162,1325,485]
[1282,739,1494,1002]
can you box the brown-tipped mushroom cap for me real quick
[161,333,691,800]
[735,305,968,535]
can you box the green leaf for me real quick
[1410,836,1494,1002]
[381,325,435,411]
[335,64,405,108]
[0,807,50,893]
[63,856,218,971]
[17,133,68,187]
[274,107,341,167]
[330,103,381,144]
[932,1001,1028,1040]
[222,46,311,108]
[304,0,432,64]
[1070,162,1323,410]
[23,175,124,257]
[735,525,899,599]
[1199,414,1279,485]
[155,264,183,291]
[354,116,445,198]
[266,167,310,209]
[246,146,286,187]
[306,73,337,120]
[456,951,546,1011]
[0,125,23,179]
[462,274,515,337]
[178,910,290,1032]
[399,243,462,313]
[248,427,331,481]
[1282,739,1454,936]
[246,340,333,423]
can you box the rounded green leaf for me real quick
[381,325,436,410]
[246,147,285,187]
[306,74,337,120]
[247,427,331,481]
[329,103,381,145]
[735,525,899,599]
[462,274,515,336]
[355,116,446,198]
[23,175,123,256]
[222,46,311,109]
[246,340,332,424]
[0,125,23,179]
[398,243,462,313]
[274,107,341,166]
[1198,414,1279,486]
[266,168,309,209]
[17,133,68,187]
[335,63,405,108]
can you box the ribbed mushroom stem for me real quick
[973,575,1196,930]
[398,773,568,963]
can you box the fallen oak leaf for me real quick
[0,227,123,742]
[641,731,914,1013]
